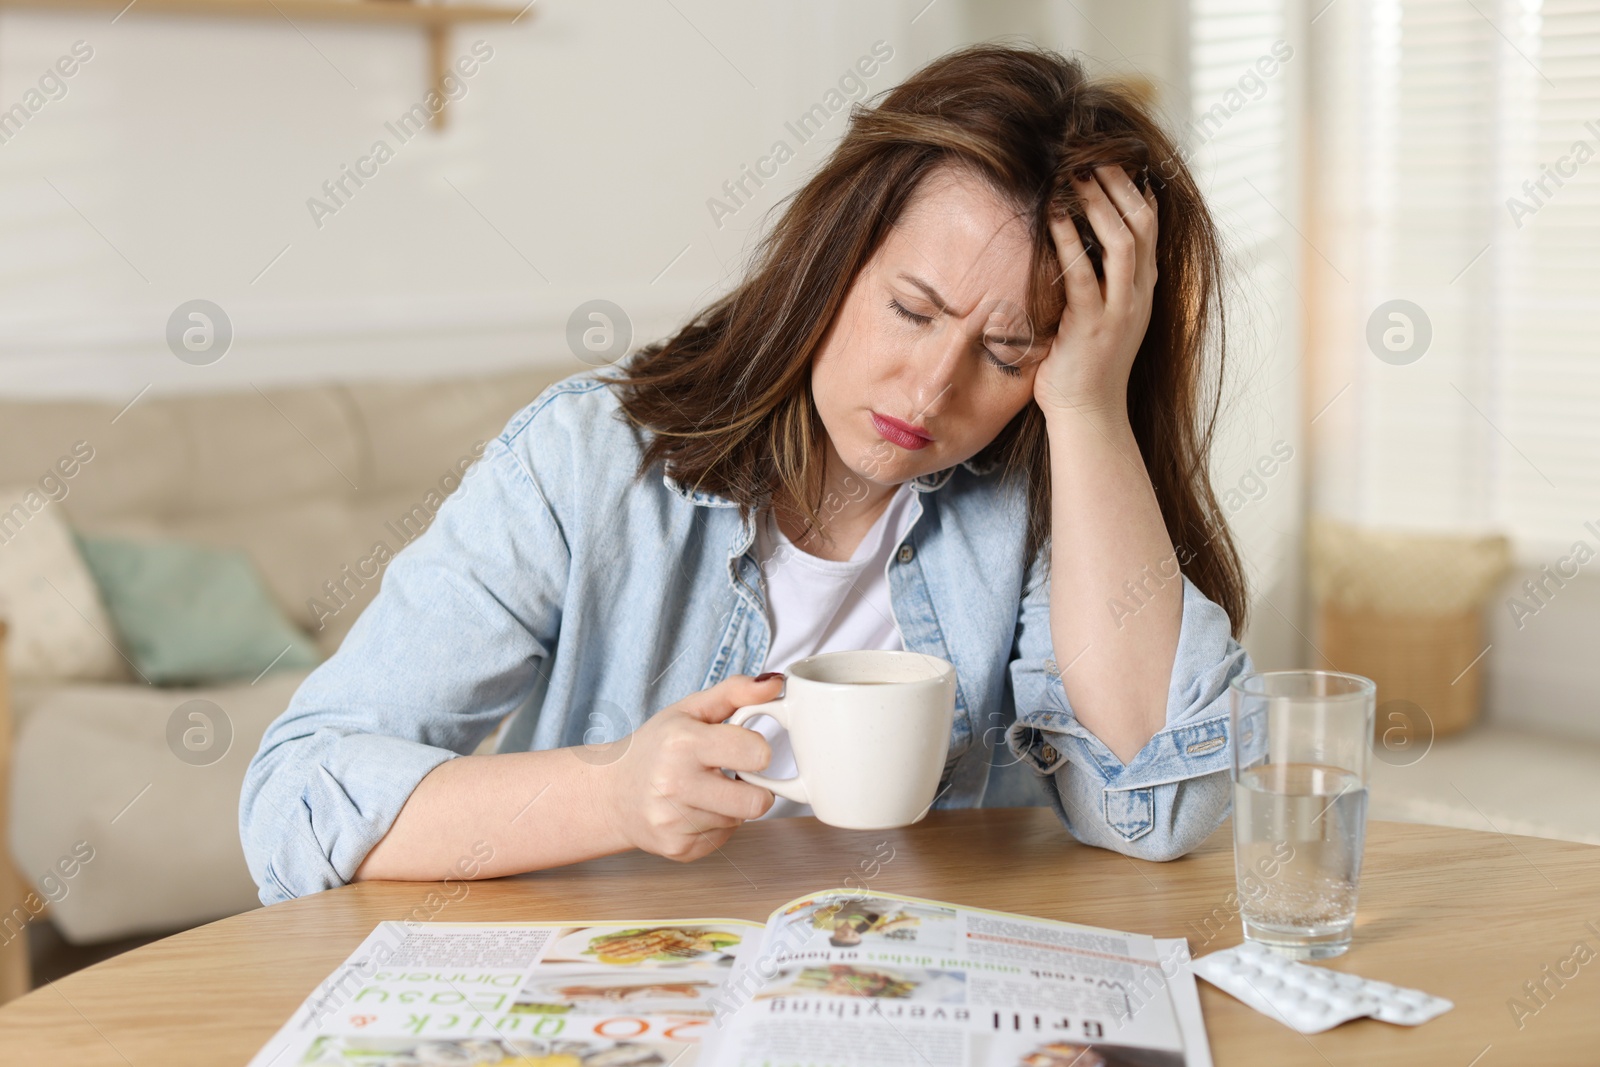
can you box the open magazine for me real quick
[247,888,1212,1067]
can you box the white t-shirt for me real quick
[747,482,920,818]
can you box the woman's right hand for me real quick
[596,674,783,862]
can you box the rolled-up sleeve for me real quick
[1005,547,1251,861]
[239,428,569,905]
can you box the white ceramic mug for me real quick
[726,650,958,829]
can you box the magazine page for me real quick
[699,889,1211,1067]
[247,916,765,1067]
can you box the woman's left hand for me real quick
[1032,165,1159,426]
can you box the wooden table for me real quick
[1,810,1596,1064]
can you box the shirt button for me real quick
[1040,743,1059,764]
[897,543,915,564]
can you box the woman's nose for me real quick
[909,333,966,421]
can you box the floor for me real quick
[27,921,169,988]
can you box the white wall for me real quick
[1486,568,1600,743]
[0,0,966,397]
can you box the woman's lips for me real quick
[871,411,932,450]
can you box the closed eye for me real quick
[887,298,930,326]
[887,298,1024,378]
[983,350,1024,377]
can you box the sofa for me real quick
[0,365,570,967]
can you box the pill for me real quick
[1194,947,1451,1034]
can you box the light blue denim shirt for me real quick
[240,366,1252,905]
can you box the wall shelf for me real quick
[0,0,530,128]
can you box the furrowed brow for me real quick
[897,272,953,314]
[896,271,1034,348]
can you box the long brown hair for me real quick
[609,42,1248,638]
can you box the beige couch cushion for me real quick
[8,669,313,943]
[0,489,129,683]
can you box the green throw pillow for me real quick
[72,532,321,686]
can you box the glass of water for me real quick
[1228,670,1376,959]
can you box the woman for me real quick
[240,43,1251,904]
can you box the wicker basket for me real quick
[1315,604,1486,737]
[1308,518,1510,739]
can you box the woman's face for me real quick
[809,164,1049,490]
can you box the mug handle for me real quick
[726,701,810,806]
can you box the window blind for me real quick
[1494,0,1600,552]
[1321,0,1600,557]
[1186,0,1303,590]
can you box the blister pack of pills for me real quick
[1192,941,1453,1034]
